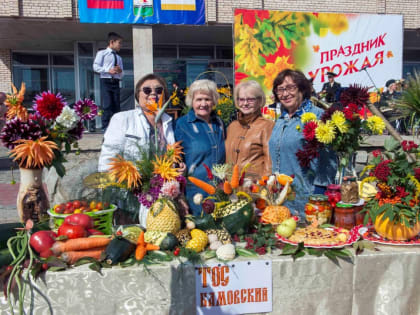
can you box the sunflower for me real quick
[315,121,336,144]
[5,83,28,121]
[153,155,181,181]
[331,111,349,133]
[366,115,385,135]
[108,155,142,189]
[301,112,317,123]
[166,141,184,163]
[10,136,58,169]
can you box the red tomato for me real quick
[72,200,81,209]
[64,209,73,214]
[65,202,73,210]
[55,205,65,214]
[58,223,87,239]
[64,213,94,229]
[30,231,57,254]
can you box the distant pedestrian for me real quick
[320,72,341,103]
[0,92,7,131]
[93,32,124,131]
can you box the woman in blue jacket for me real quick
[269,69,337,216]
[175,79,225,215]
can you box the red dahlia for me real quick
[303,121,317,141]
[414,168,420,181]
[373,160,391,182]
[34,91,66,120]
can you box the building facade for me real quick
[1,0,419,120]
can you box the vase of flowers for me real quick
[0,83,98,222]
[297,85,386,184]
[361,138,420,240]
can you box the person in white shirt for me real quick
[93,32,124,131]
[98,73,186,226]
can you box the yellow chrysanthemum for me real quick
[153,155,181,181]
[5,83,28,121]
[331,111,349,133]
[166,141,184,164]
[366,116,386,135]
[301,112,317,123]
[217,87,232,97]
[10,136,58,169]
[108,155,142,189]
[315,121,336,144]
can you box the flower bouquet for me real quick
[360,137,420,241]
[187,163,255,235]
[0,83,98,222]
[296,85,386,183]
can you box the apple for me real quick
[276,224,295,238]
[281,218,297,230]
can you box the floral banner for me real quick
[234,9,403,103]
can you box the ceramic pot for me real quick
[17,168,50,223]
[374,213,420,241]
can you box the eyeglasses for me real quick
[276,85,297,94]
[238,97,257,104]
[142,86,164,95]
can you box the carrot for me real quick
[145,243,160,251]
[61,247,105,265]
[137,231,145,245]
[230,164,240,189]
[135,246,147,261]
[52,237,111,255]
[223,181,232,194]
[188,176,216,195]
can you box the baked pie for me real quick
[288,226,349,245]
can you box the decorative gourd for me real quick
[185,229,208,252]
[185,214,217,230]
[104,237,136,265]
[216,244,236,261]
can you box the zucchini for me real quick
[186,214,217,230]
[0,248,13,268]
[104,237,136,265]
[0,223,24,250]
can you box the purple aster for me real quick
[73,98,98,121]
[150,174,164,188]
[68,121,84,140]
[137,186,161,207]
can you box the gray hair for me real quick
[185,79,219,107]
[234,80,266,108]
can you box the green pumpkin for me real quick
[219,202,254,235]
[160,233,178,250]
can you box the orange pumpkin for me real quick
[374,213,420,241]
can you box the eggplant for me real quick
[104,237,136,265]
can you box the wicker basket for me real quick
[47,204,117,235]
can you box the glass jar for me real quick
[325,184,341,207]
[305,194,332,225]
[340,176,359,204]
[333,202,356,229]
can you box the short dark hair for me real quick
[107,32,123,44]
[135,73,169,104]
[272,69,312,102]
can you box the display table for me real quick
[1,245,419,315]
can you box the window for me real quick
[12,52,75,105]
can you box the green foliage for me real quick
[395,71,420,133]
[280,243,353,264]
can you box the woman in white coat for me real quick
[98,73,176,226]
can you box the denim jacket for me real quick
[175,109,226,215]
[268,100,337,216]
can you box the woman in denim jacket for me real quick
[268,69,337,216]
[175,80,225,215]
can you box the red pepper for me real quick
[173,248,180,256]
[202,163,214,180]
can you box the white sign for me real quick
[195,260,272,315]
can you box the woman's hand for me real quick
[178,162,187,174]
